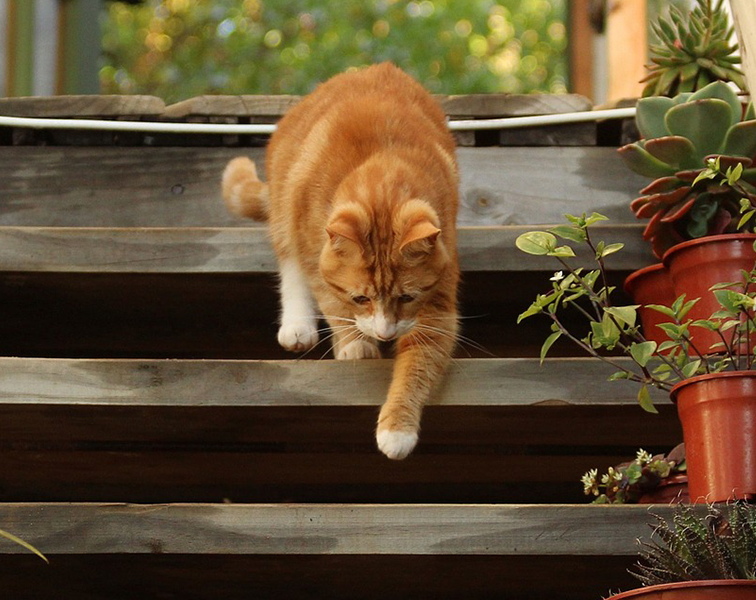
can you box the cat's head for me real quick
[319,199,451,341]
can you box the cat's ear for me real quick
[399,220,441,254]
[326,207,365,252]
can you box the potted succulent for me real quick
[606,501,756,599]
[516,213,756,502]
[617,81,756,352]
[642,0,746,98]
[581,444,688,505]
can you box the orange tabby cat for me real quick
[222,63,459,459]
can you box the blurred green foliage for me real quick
[101,0,568,102]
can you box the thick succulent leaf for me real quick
[636,96,675,139]
[676,169,706,181]
[746,102,755,121]
[631,196,650,214]
[689,80,741,126]
[687,193,718,237]
[618,144,678,178]
[673,93,693,106]
[653,186,693,206]
[723,121,756,159]
[665,98,732,160]
[703,154,753,170]
[637,200,660,219]
[661,196,697,222]
[740,168,756,185]
[641,176,684,195]
[644,136,698,169]
[643,208,668,241]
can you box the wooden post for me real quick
[56,0,101,94]
[729,0,756,96]
[606,0,647,101]
[568,0,594,99]
[6,0,35,96]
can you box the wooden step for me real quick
[0,357,679,504]
[0,503,669,599]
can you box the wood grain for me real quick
[0,357,668,408]
[162,94,593,119]
[0,224,655,273]
[0,146,649,227]
[0,503,677,556]
[0,95,166,117]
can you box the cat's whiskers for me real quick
[295,324,356,360]
[414,323,494,357]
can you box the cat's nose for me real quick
[374,317,398,341]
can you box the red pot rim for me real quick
[662,233,756,267]
[623,263,666,294]
[670,371,756,403]
[609,580,756,599]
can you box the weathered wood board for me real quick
[0,146,649,227]
[0,224,655,273]
[0,95,166,117]
[0,554,639,600]
[0,503,676,556]
[0,357,668,408]
[162,93,593,119]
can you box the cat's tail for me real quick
[221,156,269,221]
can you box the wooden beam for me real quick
[0,224,655,273]
[569,0,594,99]
[607,0,647,101]
[0,503,679,556]
[0,357,669,408]
[730,0,756,95]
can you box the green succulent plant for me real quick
[632,501,756,586]
[618,81,756,257]
[643,0,746,97]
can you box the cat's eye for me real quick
[398,294,415,304]
[352,295,371,305]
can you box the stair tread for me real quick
[0,502,670,556]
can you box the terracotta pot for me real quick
[671,372,756,503]
[624,264,675,346]
[663,234,756,354]
[637,474,689,504]
[609,580,756,599]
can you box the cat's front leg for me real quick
[376,312,458,460]
[276,258,319,352]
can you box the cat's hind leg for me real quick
[276,258,319,352]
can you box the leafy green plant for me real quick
[618,81,756,257]
[516,213,756,412]
[582,444,686,504]
[643,0,746,97]
[0,528,48,563]
[632,501,756,585]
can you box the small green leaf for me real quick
[638,385,659,414]
[600,243,624,258]
[585,212,609,227]
[549,225,586,243]
[738,210,756,230]
[0,528,48,564]
[515,232,557,256]
[539,332,561,365]
[682,359,702,378]
[604,305,640,328]
[691,319,719,331]
[517,303,542,323]
[657,340,678,352]
[608,371,631,381]
[548,245,576,258]
[678,298,700,320]
[646,304,676,318]
[630,341,657,367]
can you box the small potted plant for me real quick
[517,213,756,502]
[581,444,688,505]
[607,501,756,599]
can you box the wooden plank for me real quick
[0,554,641,600]
[0,503,678,556]
[162,94,593,119]
[0,224,655,273]
[0,95,166,117]
[0,146,648,227]
[497,122,597,146]
[0,357,668,408]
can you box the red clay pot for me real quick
[663,234,756,354]
[609,580,756,599]
[637,474,689,504]
[671,372,756,503]
[624,264,675,346]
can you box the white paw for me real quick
[336,339,381,360]
[376,429,418,460]
[277,321,318,352]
